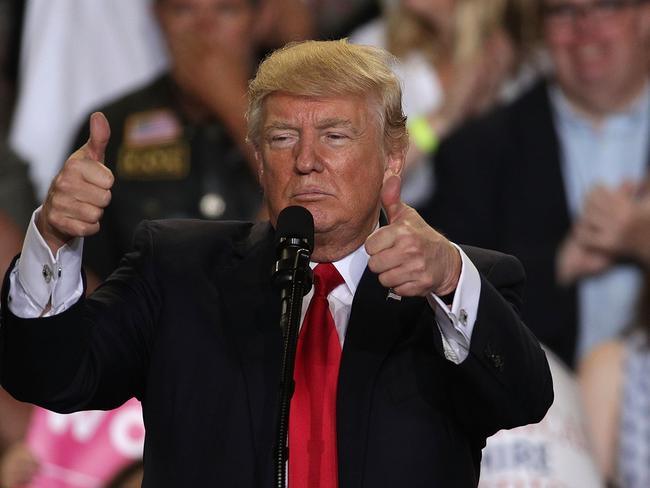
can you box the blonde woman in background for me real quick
[351,0,538,205]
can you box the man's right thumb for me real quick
[86,112,111,163]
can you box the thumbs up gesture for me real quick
[365,175,461,297]
[37,112,114,254]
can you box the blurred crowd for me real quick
[1,0,650,486]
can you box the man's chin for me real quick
[308,206,343,235]
[268,199,341,234]
[287,200,331,222]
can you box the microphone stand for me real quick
[273,247,312,488]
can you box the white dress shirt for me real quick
[9,209,482,364]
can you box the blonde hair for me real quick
[387,0,507,64]
[246,39,408,154]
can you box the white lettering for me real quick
[47,411,106,442]
[109,407,145,458]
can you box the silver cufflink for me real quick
[387,288,401,301]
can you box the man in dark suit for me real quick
[1,40,552,487]
[423,0,650,369]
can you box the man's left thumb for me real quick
[381,174,406,223]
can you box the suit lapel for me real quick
[336,266,410,487]
[214,223,282,480]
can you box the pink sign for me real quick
[25,398,145,488]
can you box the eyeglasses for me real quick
[543,0,645,27]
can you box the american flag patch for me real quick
[123,109,182,148]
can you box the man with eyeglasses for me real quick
[424,0,650,369]
[542,0,647,26]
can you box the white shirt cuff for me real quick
[427,244,481,364]
[8,207,84,318]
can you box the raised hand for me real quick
[38,112,114,254]
[575,183,638,255]
[575,181,650,267]
[365,175,461,297]
[555,232,612,286]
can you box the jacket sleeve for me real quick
[443,245,554,439]
[0,221,161,413]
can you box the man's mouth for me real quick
[291,188,332,201]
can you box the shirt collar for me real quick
[331,244,369,297]
[549,81,650,131]
[309,244,369,297]
[309,220,378,297]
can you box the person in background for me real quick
[9,0,168,202]
[350,0,522,206]
[579,184,650,488]
[71,0,264,283]
[253,0,315,53]
[424,0,650,368]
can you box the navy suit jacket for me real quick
[1,219,553,487]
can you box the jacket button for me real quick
[490,354,504,372]
[484,343,504,372]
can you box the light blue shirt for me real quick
[549,83,650,359]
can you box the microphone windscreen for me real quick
[275,206,314,252]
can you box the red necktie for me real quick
[289,263,344,488]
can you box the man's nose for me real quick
[294,136,324,174]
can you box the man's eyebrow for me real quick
[263,122,298,131]
[315,117,353,129]
[263,118,360,133]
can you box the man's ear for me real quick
[384,146,406,179]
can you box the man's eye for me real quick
[268,134,295,147]
[326,133,349,142]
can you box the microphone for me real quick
[271,206,314,487]
[272,206,314,316]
